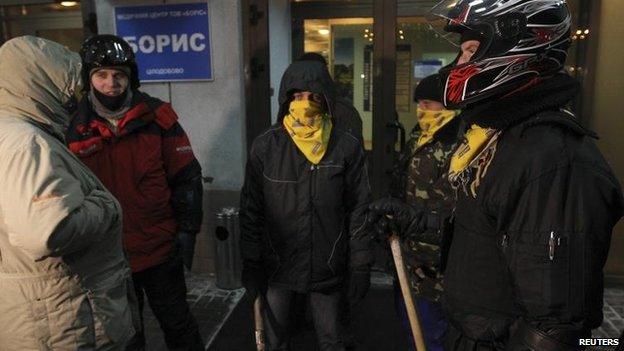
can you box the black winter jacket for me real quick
[240,61,372,292]
[443,74,624,347]
[334,96,364,143]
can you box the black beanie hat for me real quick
[413,74,442,103]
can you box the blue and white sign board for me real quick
[114,2,213,82]
[413,59,443,79]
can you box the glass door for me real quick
[302,18,376,150]
[292,0,397,196]
[292,0,460,196]
[296,6,376,150]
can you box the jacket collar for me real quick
[68,91,161,141]
[461,74,580,130]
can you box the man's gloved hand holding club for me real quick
[367,197,427,239]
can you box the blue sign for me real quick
[114,3,212,82]
[413,59,443,79]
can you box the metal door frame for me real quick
[242,0,272,152]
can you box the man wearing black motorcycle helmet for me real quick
[369,1,624,350]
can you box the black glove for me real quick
[346,265,371,303]
[241,260,267,300]
[368,197,426,239]
[176,231,197,270]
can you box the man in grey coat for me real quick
[0,36,136,350]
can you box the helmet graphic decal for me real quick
[430,0,571,108]
[445,64,481,105]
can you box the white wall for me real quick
[96,0,246,191]
[268,0,291,122]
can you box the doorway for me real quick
[291,0,457,197]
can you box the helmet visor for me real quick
[429,0,514,65]
[83,40,134,66]
[425,18,462,48]
[428,0,481,31]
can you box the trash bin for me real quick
[213,207,242,289]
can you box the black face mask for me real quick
[93,88,128,111]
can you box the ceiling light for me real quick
[60,1,78,6]
[584,29,590,35]
[318,29,330,35]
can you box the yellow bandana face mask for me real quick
[449,124,499,181]
[283,99,332,164]
[416,108,458,148]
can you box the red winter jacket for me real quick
[67,92,203,272]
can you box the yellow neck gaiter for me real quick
[416,108,459,148]
[283,100,333,164]
[449,124,498,180]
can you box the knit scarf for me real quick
[89,88,133,125]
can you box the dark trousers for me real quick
[394,282,448,351]
[263,287,345,351]
[125,254,204,351]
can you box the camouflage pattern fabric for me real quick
[397,126,459,303]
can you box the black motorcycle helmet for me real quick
[80,34,140,92]
[429,0,572,109]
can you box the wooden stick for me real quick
[254,296,265,351]
[389,233,428,351]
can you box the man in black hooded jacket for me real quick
[240,60,372,351]
[369,1,624,350]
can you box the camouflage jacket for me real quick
[392,118,461,302]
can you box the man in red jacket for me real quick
[66,35,204,351]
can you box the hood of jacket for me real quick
[0,36,82,139]
[277,60,336,121]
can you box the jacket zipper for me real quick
[310,164,318,199]
[501,234,508,254]
[309,163,317,286]
[548,231,560,261]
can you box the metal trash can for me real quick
[213,207,242,289]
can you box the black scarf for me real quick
[93,88,129,111]
[462,74,580,130]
